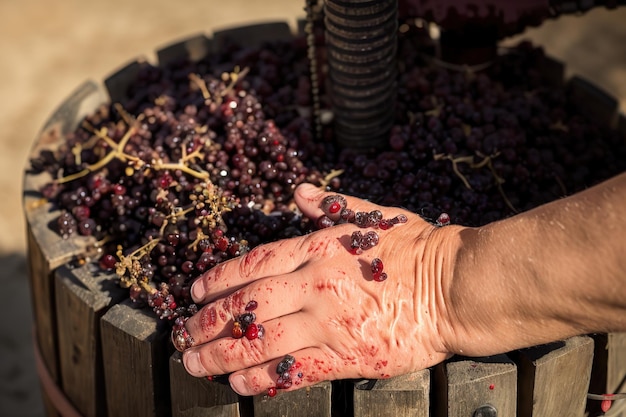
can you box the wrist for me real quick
[406,223,467,357]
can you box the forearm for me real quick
[447,172,626,355]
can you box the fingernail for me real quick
[183,350,206,377]
[191,279,204,302]
[230,374,250,396]
[299,183,319,197]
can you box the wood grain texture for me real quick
[252,381,332,417]
[23,77,106,384]
[606,333,626,416]
[169,352,241,417]
[439,354,517,417]
[353,370,430,417]
[55,264,126,417]
[516,336,594,417]
[101,301,171,417]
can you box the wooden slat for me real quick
[100,301,171,417]
[353,370,430,417]
[589,333,626,416]
[568,76,619,129]
[55,264,126,417]
[23,79,105,270]
[26,225,61,385]
[169,352,241,417]
[252,381,332,417]
[104,59,145,103]
[33,80,105,151]
[537,54,565,88]
[156,34,213,66]
[213,22,293,52]
[618,113,626,137]
[23,78,105,396]
[515,336,594,417]
[606,333,626,416]
[436,355,517,417]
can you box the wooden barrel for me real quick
[23,20,626,417]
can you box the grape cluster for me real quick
[31,53,323,324]
[31,23,626,332]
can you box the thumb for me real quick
[293,183,397,221]
[293,183,327,219]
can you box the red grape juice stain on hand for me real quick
[200,306,218,332]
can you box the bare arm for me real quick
[446,171,626,355]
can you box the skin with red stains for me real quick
[182,184,451,395]
[201,307,217,332]
[181,176,626,397]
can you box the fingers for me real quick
[227,346,346,396]
[182,312,318,378]
[191,229,346,305]
[191,239,303,304]
[184,274,308,344]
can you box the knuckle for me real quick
[238,245,267,278]
[244,339,266,365]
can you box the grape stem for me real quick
[189,73,211,101]
[434,152,518,213]
[425,97,444,118]
[58,115,211,183]
[115,239,161,288]
[188,229,211,252]
[318,169,344,190]
[153,145,209,180]
[57,123,139,184]
[189,66,250,106]
[221,66,249,99]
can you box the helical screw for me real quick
[324,0,398,149]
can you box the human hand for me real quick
[178,183,465,396]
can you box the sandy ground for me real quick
[1,1,625,416]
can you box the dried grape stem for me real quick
[189,73,211,100]
[115,239,161,287]
[60,120,211,183]
[221,66,249,98]
[57,123,138,183]
[114,102,139,126]
[188,229,211,252]
[318,169,344,190]
[434,152,518,213]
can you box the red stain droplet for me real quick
[489,384,495,390]
[601,399,612,413]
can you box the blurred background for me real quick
[1,1,625,416]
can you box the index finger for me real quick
[191,230,346,304]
